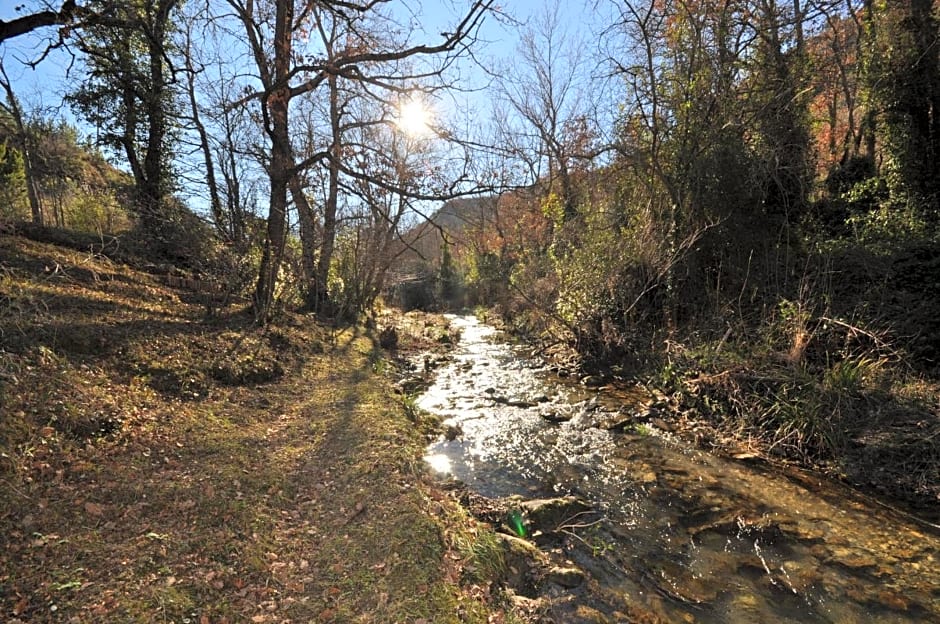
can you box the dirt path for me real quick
[0,237,515,623]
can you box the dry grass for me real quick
[668,329,940,517]
[0,235,514,623]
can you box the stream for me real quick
[418,315,940,623]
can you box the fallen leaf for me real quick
[13,596,28,615]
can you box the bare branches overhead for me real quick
[0,1,79,44]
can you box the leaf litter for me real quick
[0,237,526,623]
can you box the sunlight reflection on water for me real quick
[424,452,452,474]
[418,314,940,624]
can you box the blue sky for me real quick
[0,1,608,209]
[0,1,553,125]
[0,6,78,119]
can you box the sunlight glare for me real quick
[397,97,432,137]
[424,452,452,474]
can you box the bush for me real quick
[65,190,133,234]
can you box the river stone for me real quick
[595,410,634,431]
[520,496,592,534]
[541,408,573,423]
[827,547,879,571]
[544,565,586,588]
[395,376,426,394]
[507,398,539,408]
[444,424,462,441]
[497,532,541,560]
[495,533,542,592]
[649,416,675,432]
[506,591,542,613]
[651,559,720,604]
[637,469,658,484]
[491,395,538,408]
[776,560,818,594]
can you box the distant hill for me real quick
[0,115,134,232]
[397,195,499,266]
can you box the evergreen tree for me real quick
[0,139,27,221]
[868,0,940,217]
[68,0,181,253]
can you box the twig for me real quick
[0,478,33,501]
[819,316,897,356]
[554,510,605,533]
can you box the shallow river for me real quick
[419,315,940,623]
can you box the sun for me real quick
[396,97,433,137]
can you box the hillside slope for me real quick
[0,235,508,623]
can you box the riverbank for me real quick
[524,319,940,522]
[0,237,519,622]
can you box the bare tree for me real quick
[225,0,494,320]
[179,8,224,239]
[495,0,595,224]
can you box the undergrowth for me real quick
[656,308,939,510]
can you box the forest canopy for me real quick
[0,0,938,366]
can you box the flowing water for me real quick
[418,315,940,623]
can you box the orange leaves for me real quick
[83,501,105,517]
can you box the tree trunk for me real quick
[862,0,877,160]
[254,0,294,320]
[140,1,174,243]
[0,66,43,224]
[183,28,224,238]
[289,174,320,309]
[314,72,341,317]
[910,0,939,205]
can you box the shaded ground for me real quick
[0,236,520,623]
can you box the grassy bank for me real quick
[507,295,939,519]
[650,326,940,517]
[0,236,513,622]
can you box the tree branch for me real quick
[0,1,78,44]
